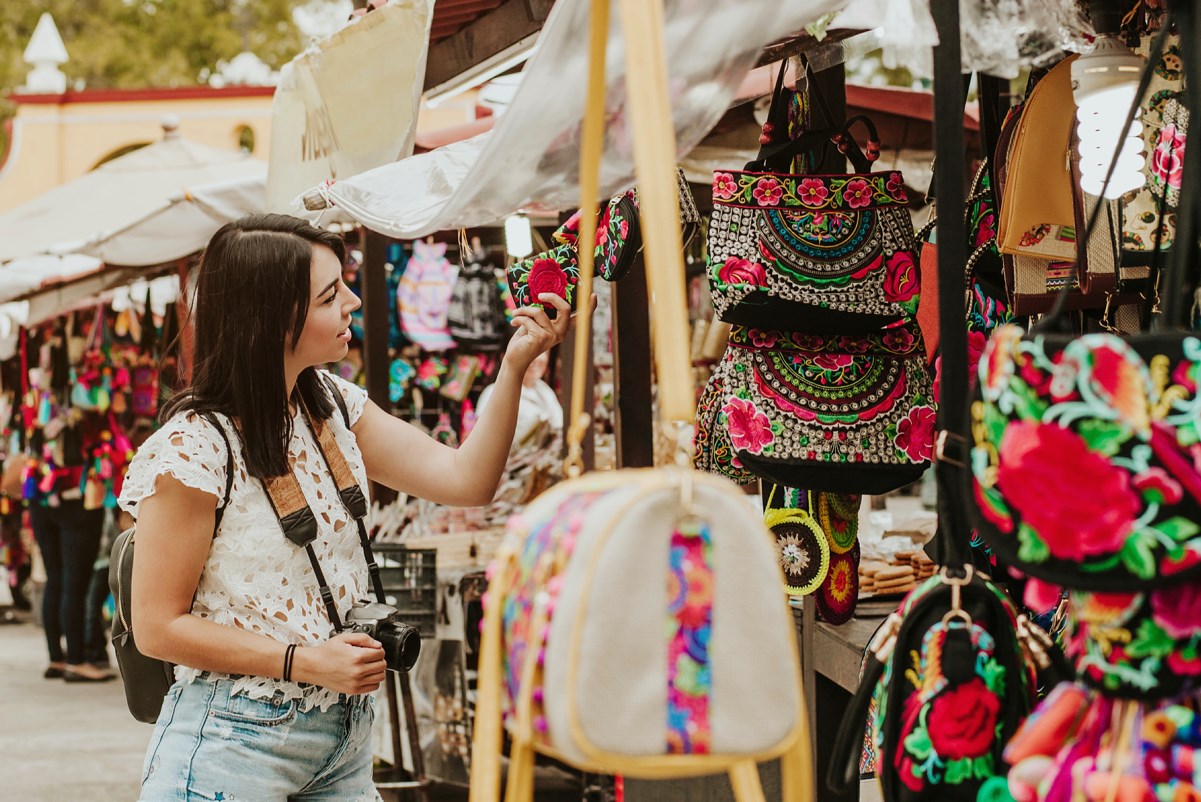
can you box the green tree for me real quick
[0,0,322,93]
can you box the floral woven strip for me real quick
[712,170,908,211]
[665,519,714,755]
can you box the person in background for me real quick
[477,350,563,452]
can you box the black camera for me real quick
[343,601,422,672]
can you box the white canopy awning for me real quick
[0,125,266,265]
[301,0,848,239]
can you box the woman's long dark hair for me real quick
[162,214,345,478]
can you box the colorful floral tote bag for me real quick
[716,322,935,495]
[707,66,920,335]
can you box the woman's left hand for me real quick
[504,293,575,372]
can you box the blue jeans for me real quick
[29,500,105,665]
[139,678,382,801]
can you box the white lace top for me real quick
[118,371,372,711]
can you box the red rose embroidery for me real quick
[713,172,738,201]
[894,406,935,462]
[996,422,1139,561]
[843,178,873,209]
[527,258,569,300]
[752,177,784,207]
[974,211,997,248]
[967,330,988,377]
[885,172,906,201]
[883,250,919,303]
[798,178,830,207]
[722,397,774,455]
[1133,467,1184,505]
[927,678,1001,760]
[1151,582,1201,639]
[718,257,767,287]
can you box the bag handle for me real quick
[1164,0,1201,330]
[561,0,611,478]
[565,0,695,476]
[748,61,879,175]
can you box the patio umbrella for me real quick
[0,119,266,265]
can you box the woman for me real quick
[121,215,575,801]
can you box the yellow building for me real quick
[0,84,483,214]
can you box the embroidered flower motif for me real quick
[712,172,738,201]
[717,257,767,287]
[882,250,919,303]
[981,325,1023,402]
[842,178,873,209]
[528,257,569,300]
[813,353,854,372]
[894,406,935,462]
[1019,224,1051,247]
[1151,582,1201,639]
[885,172,906,201]
[996,422,1139,561]
[974,211,997,248]
[881,326,917,355]
[838,336,871,355]
[798,178,830,207]
[748,329,779,348]
[1151,123,1186,190]
[927,678,1001,760]
[722,397,774,455]
[793,334,828,351]
[1133,467,1184,505]
[1084,339,1151,434]
[967,330,988,377]
[752,178,784,207]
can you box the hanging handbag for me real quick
[715,322,935,495]
[508,168,701,308]
[994,61,1147,315]
[968,20,1200,592]
[692,355,757,486]
[707,66,921,334]
[826,566,1045,801]
[763,484,829,596]
[469,5,810,800]
[825,26,1072,799]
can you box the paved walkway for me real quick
[1,614,149,801]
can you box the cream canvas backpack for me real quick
[468,1,811,799]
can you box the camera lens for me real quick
[378,622,422,672]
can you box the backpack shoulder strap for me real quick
[322,373,352,430]
[197,411,235,527]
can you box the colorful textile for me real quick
[971,325,1201,589]
[665,520,714,754]
[708,169,919,333]
[397,240,458,351]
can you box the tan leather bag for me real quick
[997,57,1078,259]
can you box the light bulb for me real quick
[1071,38,1147,200]
[505,213,534,258]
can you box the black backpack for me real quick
[108,412,233,723]
[825,566,1069,800]
[447,259,506,349]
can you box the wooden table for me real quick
[793,601,890,802]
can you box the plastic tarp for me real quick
[0,133,265,265]
[301,0,848,238]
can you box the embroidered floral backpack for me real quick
[826,565,1051,802]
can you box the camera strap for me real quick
[258,375,388,634]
